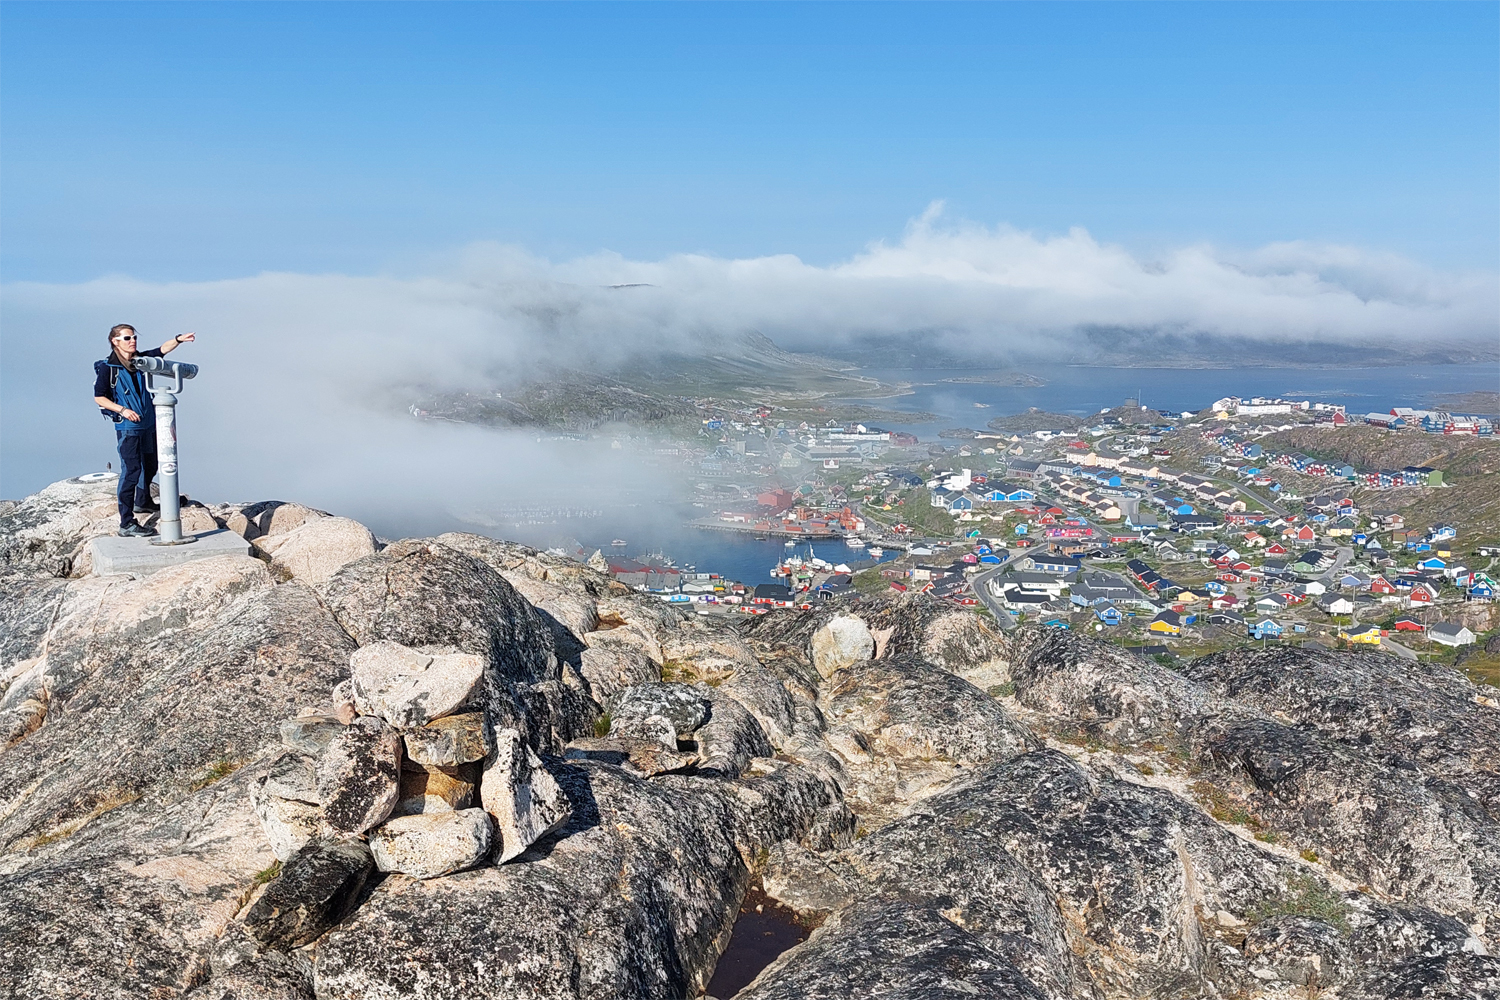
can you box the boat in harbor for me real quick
[867,546,884,557]
[610,539,628,547]
[784,539,796,547]
[845,537,866,548]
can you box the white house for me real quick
[1428,623,1476,647]
[1317,594,1355,615]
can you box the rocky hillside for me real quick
[1,475,1497,999]
[1257,425,1500,480]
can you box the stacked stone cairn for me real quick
[246,640,574,945]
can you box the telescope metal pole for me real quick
[150,382,193,545]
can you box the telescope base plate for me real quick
[90,529,250,576]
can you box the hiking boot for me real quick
[134,500,161,514]
[118,522,157,538]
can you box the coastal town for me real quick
[591,389,1500,681]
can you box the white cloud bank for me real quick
[2,205,1494,511]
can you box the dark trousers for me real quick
[116,429,158,527]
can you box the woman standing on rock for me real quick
[92,324,196,537]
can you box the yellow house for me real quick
[1340,625,1382,645]
[1148,611,1183,635]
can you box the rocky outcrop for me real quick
[0,475,121,577]
[1008,631,1500,949]
[348,641,484,728]
[481,726,573,863]
[254,515,376,585]
[2,478,1496,999]
[809,614,873,679]
[243,838,374,950]
[734,899,1051,1000]
[818,652,1038,825]
[368,808,493,879]
[316,717,403,836]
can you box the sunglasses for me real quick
[116,335,137,341]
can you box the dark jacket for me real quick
[94,348,163,435]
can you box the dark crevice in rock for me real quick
[705,882,811,999]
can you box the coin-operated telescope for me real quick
[129,356,199,545]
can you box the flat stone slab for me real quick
[89,528,252,576]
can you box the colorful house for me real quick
[1248,618,1283,639]
[1341,624,1383,645]
[1408,583,1437,605]
[1148,611,1182,635]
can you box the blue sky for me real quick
[3,1,1497,283]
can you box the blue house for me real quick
[1431,524,1457,541]
[1173,503,1196,515]
[979,554,1002,565]
[1248,618,1284,640]
[1353,533,1368,546]
[1095,605,1122,626]
[1015,524,1028,536]
[1418,557,1446,571]
[1042,617,1071,630]
[1470,581,1494,599]
[1028,553,1080,574]
[1291,622,1308,633]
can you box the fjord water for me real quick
[846,363,1500,436]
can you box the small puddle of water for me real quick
[704,883,811,998]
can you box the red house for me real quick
[1391,617,1424,632]
[1408,584,1436,605]
[1370,576,1397,595]
[1267,543,1288,555]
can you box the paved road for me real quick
[1319,545,1355,583]
[969,547,1033,630]
[1381,637,1418,661]
[1222,479,1287,518]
